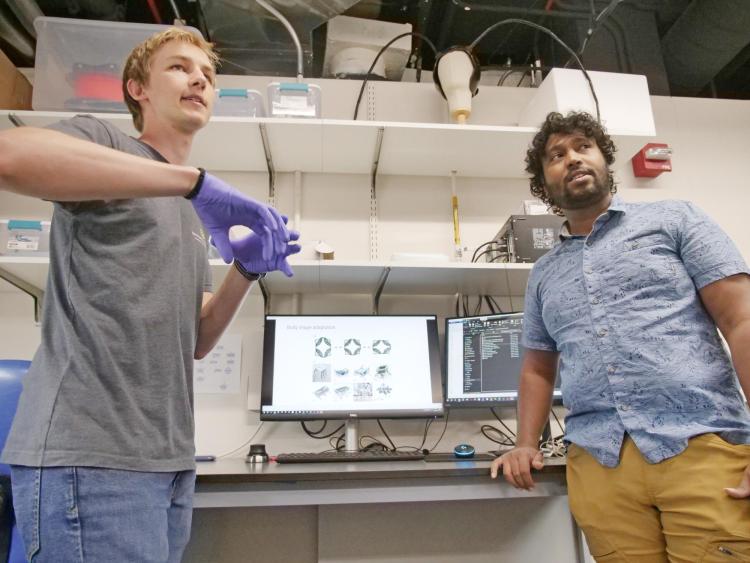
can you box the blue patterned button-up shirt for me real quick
[523,196,750,467]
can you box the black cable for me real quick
[571,0,626,62]
[497,65,544,87]
[481,424,515,446]
[376,419,397,451]
[392,418,437,452]
[551,408,565,438]
[301,420,344,439]
[489,296,504,313]
[497,69,514,86]
[484,295,496,314]
[515,69,530,87]
[485,0,534,65]
[490,407,517,437]
[428,411,450,452]
[301,420,327,435]
[361,435,389,451]
[353,31,438,120]
[474,248,507,263]
[472,240,508,263]
[328,433,345,451]
[469,18,600,122]
[417,418,434,450]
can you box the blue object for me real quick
[217,88,249,98]
[453,443,476,458]
[278,82,309,92]
[7,221,42,231]
[0,359,31,563]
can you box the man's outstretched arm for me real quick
[0,126,199,200]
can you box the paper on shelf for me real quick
[194,333,242,394]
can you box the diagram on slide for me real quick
[372,339,391,354]
[354,382,373,400]
[344,338,362,355]
[335,368,349,376]
[335,386,350,398]
[314,385,329,398]
[315,337,332,358]
[355,366,369,377]
[312,364,331,382]
[375,365,391,378]
[377,384,392,396]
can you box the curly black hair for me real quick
[525,111,617,215]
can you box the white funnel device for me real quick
[434,47,480,124]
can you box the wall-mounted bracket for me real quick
[258,122,277,207]
[258,278,270,316]
[369,126,384,261]
[0,267,44,324]
[372,266,391,315]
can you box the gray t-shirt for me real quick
[1,115,212,471]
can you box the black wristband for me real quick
[234,260,266,281]
[185,167,206,200]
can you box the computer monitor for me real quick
[260,315,444,422]
[444,312,562,407]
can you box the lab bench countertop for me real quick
[194,455,566,484]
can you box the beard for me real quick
[547,168,610,211]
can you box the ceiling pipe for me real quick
[661,0,750,96]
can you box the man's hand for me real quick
[190,171,288,263]
[724,464,750,499]
[489,446,544,490]
[230,219,301,278]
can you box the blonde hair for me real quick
[122,28,219,132]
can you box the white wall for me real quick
[1,76,748,563]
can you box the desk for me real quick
[195,456,567,508]
[188,457,586,563]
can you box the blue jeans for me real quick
[10,466,195,563]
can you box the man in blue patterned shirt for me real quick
[490,111,750,561]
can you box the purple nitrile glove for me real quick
[189,171,289,263]
[230,218,301,278]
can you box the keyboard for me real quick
[275,450,425,463]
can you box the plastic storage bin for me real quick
[267,82,321,118]
[213,89,265,117]
[0,220,51,257]
[32,17,202,112]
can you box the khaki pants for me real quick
[566,434,750,562]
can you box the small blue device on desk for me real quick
[453,444,476,458]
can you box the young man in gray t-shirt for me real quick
[0,28,299,562]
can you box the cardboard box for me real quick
[0,48,32,110]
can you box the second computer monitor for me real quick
[444,312,562,407]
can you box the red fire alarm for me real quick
[632,143,672,178]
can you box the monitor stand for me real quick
[344,419,360,452]
[540,419,552,445]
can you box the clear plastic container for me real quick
[0,220,51,256]
[213,88,265,117]
[267,82,321,118]
[32,17,202,112]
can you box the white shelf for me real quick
[1,256,532,297]
[0,110,651,177]
[211,258,532,296]
[0,256,50,292]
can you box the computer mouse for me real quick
[453,443,476,458]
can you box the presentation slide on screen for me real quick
[266,316,439,412]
